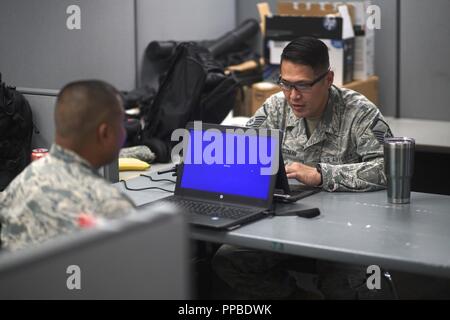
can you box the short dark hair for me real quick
[281,37,330,74]
[55,80,122,140]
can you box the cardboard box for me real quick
[246,75,379,117]
[251,82,281,115]
[343,75,378,105]
[275,1,374,80]
[264,3,355,86]
[341,1,375,80]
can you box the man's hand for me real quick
[285,162,322,187]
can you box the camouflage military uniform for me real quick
[212,86,395,299]
[247,85,393,191]
[0,144,135,252]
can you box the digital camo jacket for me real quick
[246,85,393,192]
[0,144,135,251]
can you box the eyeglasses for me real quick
[278,69,330,93]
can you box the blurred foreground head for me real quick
[55,80,126,168]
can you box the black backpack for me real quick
[0,73,34,191]
[125,42,240,163]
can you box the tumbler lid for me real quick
[384,137,415,147]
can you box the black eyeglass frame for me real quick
[278,68,330,92]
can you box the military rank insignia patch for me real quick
[370,116,393,144]
[246,115,267,128]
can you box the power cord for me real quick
[140,173,176,184]
[120,179,174,193]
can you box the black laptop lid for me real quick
[274,132,321,196]
[275,150,291,193]
[174,122,279,209]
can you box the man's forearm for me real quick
[319,158,387,192]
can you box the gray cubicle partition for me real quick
[18,88,59,150]
[0,203,190,299]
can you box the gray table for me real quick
[115,174,450,279]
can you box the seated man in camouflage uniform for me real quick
[212,37,394,299]
[0,80,135,251]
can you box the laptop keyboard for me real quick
[162,198,255,220]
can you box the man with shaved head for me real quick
[0,80,134,251]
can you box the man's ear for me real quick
[97,122,109,145]
[327,70,334,88]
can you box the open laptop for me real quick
[152,122,279,230]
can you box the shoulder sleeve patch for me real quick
[246,115,267,128]
[370,116,393,144]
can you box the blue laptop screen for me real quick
[180,129,276,200]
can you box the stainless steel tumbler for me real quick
[384,137,415,204]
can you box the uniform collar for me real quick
[50,144,95,171]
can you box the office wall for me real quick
[0,0,136,91]
[235,0,276,55]
[372,0,397,118]
[399,0,450,121]
[136,0,236,85]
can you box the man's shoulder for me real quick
[332,86,381,123]
[263,91,286,112]
[3,155,122,204]
[2,158,49,195]
[338,86,379,112]
[331,86,392,141]
[246,91,286,128]
[13,155,90,188]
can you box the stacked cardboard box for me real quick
[339,1,375,80]
[233,1,378,117]
[264,2,355,86]
[343,75,378,104]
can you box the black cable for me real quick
[140,174,176,183]
[157,165,178,175]
[120,180,174,193]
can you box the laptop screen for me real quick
[176,123,279,206]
